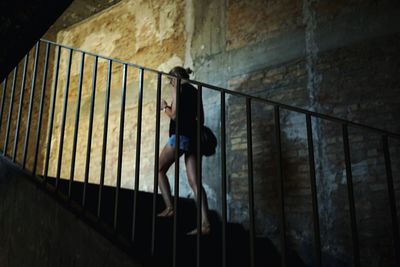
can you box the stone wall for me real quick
[44,0,188,193]
[0,43,54,174]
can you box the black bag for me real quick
[200,125,217,156]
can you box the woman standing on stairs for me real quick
[157,66,210,235]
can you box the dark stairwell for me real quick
[1,1,400,267]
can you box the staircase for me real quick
[39,176,303,267]
[0,39,399,267]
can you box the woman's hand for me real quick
[161,98,175,119]
[161,99,168,110]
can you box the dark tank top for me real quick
[169,83,203,139]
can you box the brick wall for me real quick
[226,33,400,267]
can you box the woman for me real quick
[157,66,210,235]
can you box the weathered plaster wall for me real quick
[0,157,143,267]
[45,0,188,194]
[0,43,55,175]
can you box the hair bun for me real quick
[185,68,193,75]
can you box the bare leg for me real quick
[158,144,178,216]
[185,152,210,234]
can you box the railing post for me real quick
[68,52,85,200]
[246,98,255,267]
[274,105,287,267]
[33,42,50,176]
[306,114,322,267]
[114,63,127,230]
[43,45,61,183]
[196,85,203,267]
[22,41,40,169]
[55,48,73,190]
[3,66,18,157]
[82,55,98,208]
[220,90,227,267]
[151,72,162,255]
[98,59,112,218]
[12,54,29,163]
[0,77,7,133]
[382,135,400,265]
[132,68,144,242]
[342,124,360,267]
[173,78,181,267]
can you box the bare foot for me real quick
[187,223,210,235]
[157,207,174,217]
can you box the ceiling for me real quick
[47,0,122,34]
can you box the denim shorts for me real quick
[167,134,191,152]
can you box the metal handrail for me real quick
[39,38,400,139]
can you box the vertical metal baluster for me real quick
[274,105,287,267]
[196,85,203,267]
[33,42,50,176]
[0,77,7,134]
[132,68,144,242]
[12,54,29,163]
[68,52,85,200]
[98,59,112,218]
[220,91,227,267]
[4,66,18,156]
[43,45,61,183]
[382,135,400,265]
[342,124,360,267]
[82,56,98,208]
[151,72,162,255]
[173,78,181,267]
[246,98,255,267]
[55,48,73,191]
[22,42,40,169]
[306,114,322,267]
[114,63,127,230]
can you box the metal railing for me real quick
[0,39,399,267]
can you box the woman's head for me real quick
[168,66,193,80]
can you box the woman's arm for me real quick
[162,85,177,119]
